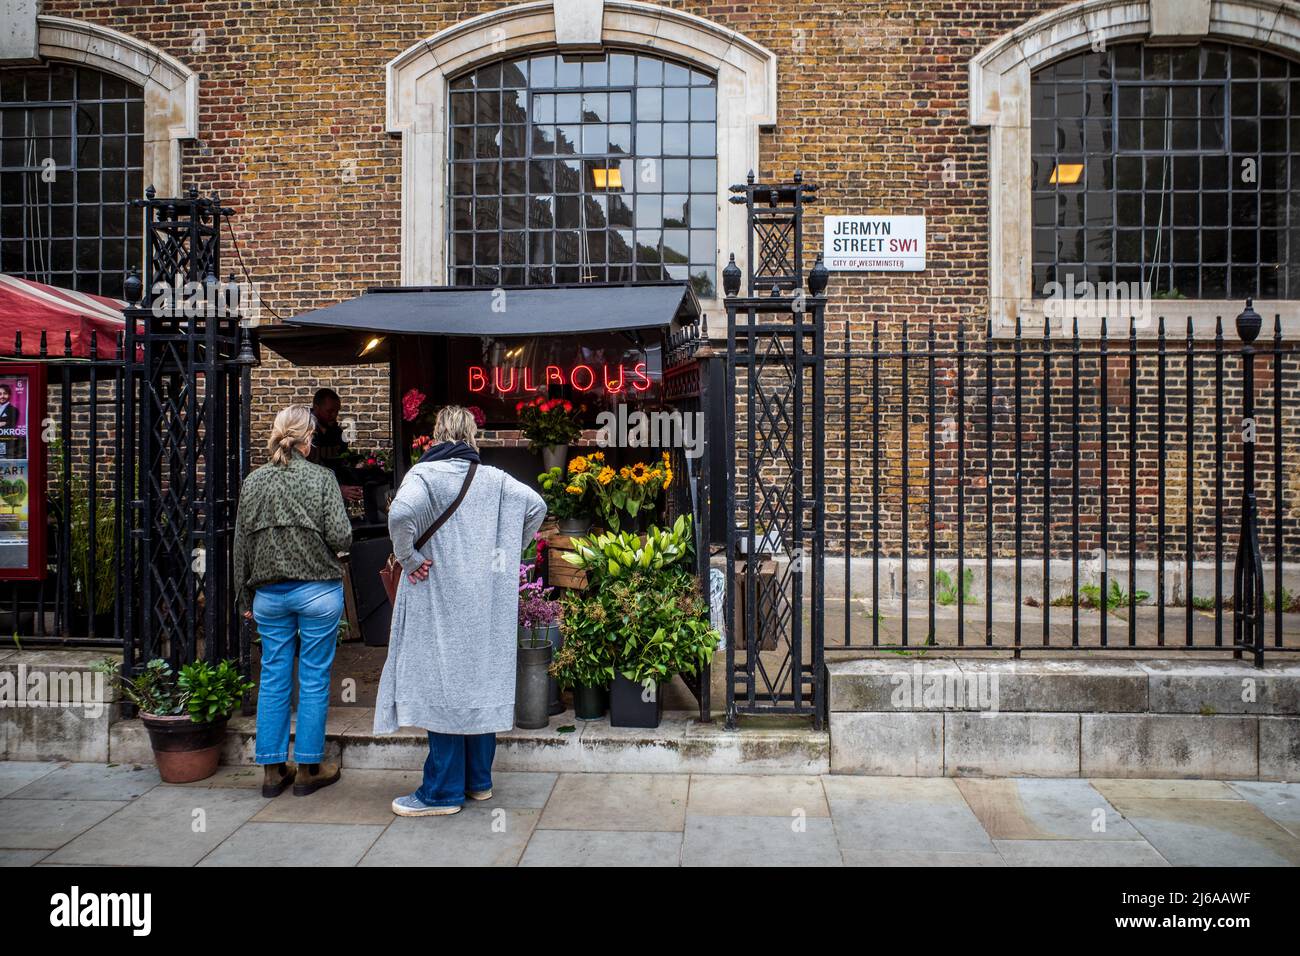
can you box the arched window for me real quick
[1031,41,1299,301]
[0,62,145,298]
[447,50,719,297]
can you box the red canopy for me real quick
[0,274,129,359]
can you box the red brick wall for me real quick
[37,0,1063,456]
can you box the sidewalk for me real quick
[1,761,1297,866]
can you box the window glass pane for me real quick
[446,51,718,289]
[1029,41,1299,299]
[0,64,142,295]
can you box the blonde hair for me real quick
[268,404,316,466]
[432,405,479,451]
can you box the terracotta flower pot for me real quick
[140,712,227,783]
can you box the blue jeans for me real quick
[252,580,343,765]
[416,732,497,807]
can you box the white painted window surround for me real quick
[970,0,1300,338]
[385,0,777,317]
[28,15,198,199]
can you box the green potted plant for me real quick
[516,396,582,471]
[537,465,592,536]
[553,590,617,719]
[562,515,718,727]
[93,657,254,783]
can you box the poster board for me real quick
[0,363,46,580]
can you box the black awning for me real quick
[259,282,700,366]
[287,282,697,335]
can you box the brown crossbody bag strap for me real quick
[379,462,477,604]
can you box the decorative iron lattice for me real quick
[723,173,828,728]
[728,170,819,296]
[120,187,255,677]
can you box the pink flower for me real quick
[467,405,486,427]
[402,389,427,422]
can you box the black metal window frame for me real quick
[1031,41,1298,301]
[446,49,719,298]
[0,62,145,298]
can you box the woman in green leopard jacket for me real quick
[234,404,352,799]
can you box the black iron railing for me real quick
[821,306,1297,664]
[1,330,128,647]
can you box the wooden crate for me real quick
[545,531,589,591]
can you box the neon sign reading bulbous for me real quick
[467,362,652,396]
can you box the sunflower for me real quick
[629,461,650,481]
[596,466,615,485]
[663,467,673,489]
[568,456,589,474]
[565,484,583,495]
[591,451,605,461]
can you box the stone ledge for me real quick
[827,659,1300,715]
[1080,714,1259,780]
[2,650,121,762]
[106,707,829,775]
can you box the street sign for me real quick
[824,215,926,271]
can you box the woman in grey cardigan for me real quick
[376,406,546,817]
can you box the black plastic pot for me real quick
[515,642,553,729]
[609,673,662,728]
[573,682,608,720]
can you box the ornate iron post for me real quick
[1232,299,1266,667]
[722,171,827,728]
[122,187,251,672]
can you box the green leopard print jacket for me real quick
[233,452,353,614]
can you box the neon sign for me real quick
[468,362,652,396]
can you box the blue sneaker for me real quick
[391,792,462,817]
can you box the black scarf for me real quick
[417,440,481,465]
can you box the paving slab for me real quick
[359,805,537,866]
[841,849,1006,866]
[8,761,159,801]
[955,778,1139,840]
[682,814,842,866]
[821,776,995,853]
[42,785,264,865]
[481,771,558,809]
[1226,781,1300,838]
[518,829,682,866]
[993,839,1169,866]
[686,774,828,817]
[1089,778,1243,805]
[1117,798,1300,866]
[537,772,689,831]
[0,760,59,797]
[0,798,126,850]
[0,849,51,866]
[199,822,386,866]
[253,770,422,825]
[163,766,263,789]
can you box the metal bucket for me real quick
[515,642,553,729]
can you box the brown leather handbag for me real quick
[379,462,477,604]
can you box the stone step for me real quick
[109,706,829,775]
